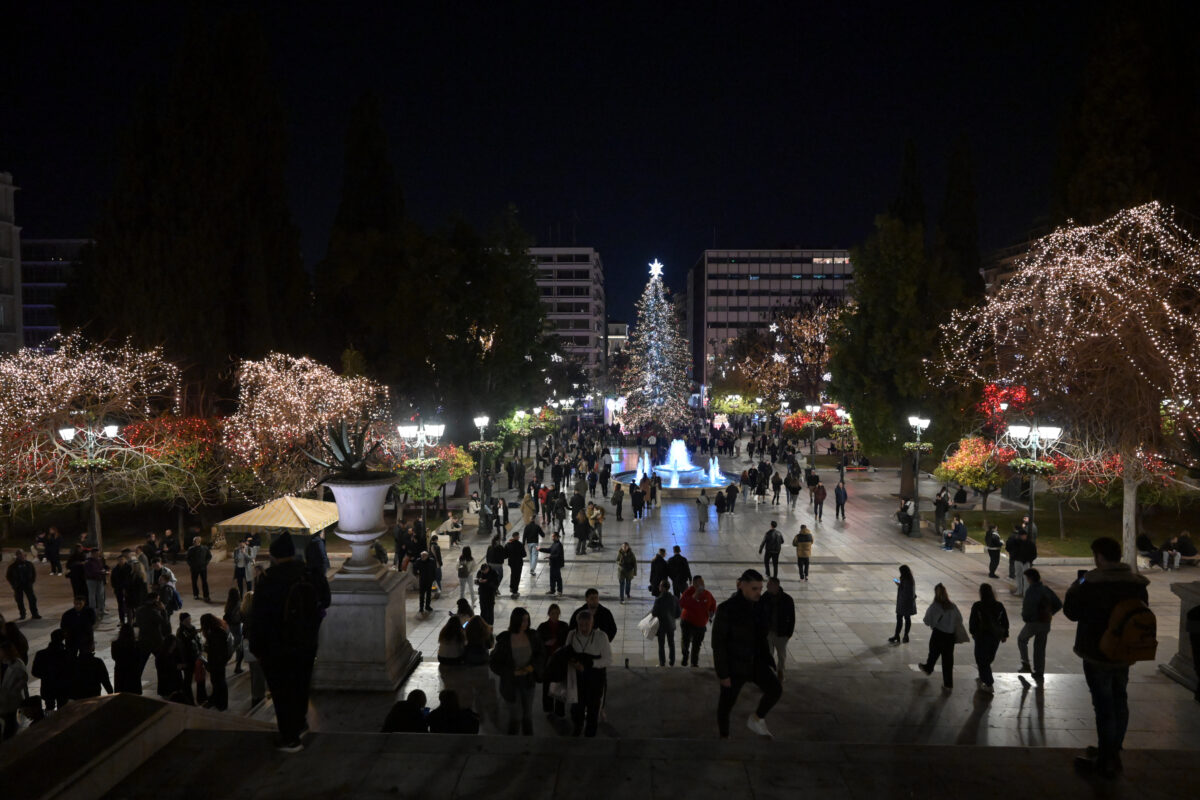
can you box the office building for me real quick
[530,247,606,377]
[686,248,853,385]
[0,173,22,352]
[22,238,87,348]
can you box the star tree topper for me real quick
[649,258,664,277]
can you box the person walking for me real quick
[630,483,646,521]
[984,524,1003,578]
[667,546,692,597]
[414,551,437,615]
[1007,528,1037,596]
[485,535,506,585]
[725,483,738,515]
[200,613,231,710]
[696,489,710,532]
[537,604,569,717]
[1017,568,1062,687]
[31,631,72,712]
[84,549,109,618]
[249,532,324,752]
[680,576,717,667]
[111,623,144,694]
[539,533,565,598]
[812,480,827,522]
[648,549,669,598]
[489,607,546,735]
[44,527,63,576]
[714,489,727,526]
[712,569,781,738]
[611,483,625,522]
[616,543,637,604]
[6,549,40,620]
[889,565,917,644]
[523,518,543,581]
[763,576,795,682]
[770,471,783,505]
[1063,537,1151,778]
[504,532,526,599]
[233,541,253,596]
[475,563,501,626]
[968,583,1009,692]
[833,480,847,520]
[564,610,612,737]
[917,583,964,690]
[223,587,245,675]
[758,521,783,579]
[791,525,814,581]
[457,546,477,604]
[185,536,212,603]
[652,580,680,666]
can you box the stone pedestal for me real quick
[311,564,421,691]
[1159,580,1200,692]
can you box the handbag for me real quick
[954,618,970,644]
[638,612,659,640]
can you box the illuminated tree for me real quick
[936,202,1200,564]
[620,260,692,432]
[933,437,1014,511]
[0,334,193,544]
[739,303,836,408]
[224,353,390,502]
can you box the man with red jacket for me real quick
[679,575,717,668]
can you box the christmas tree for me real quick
[620,260,692,432]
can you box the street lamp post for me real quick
[907,415,930,538]
[473,415,489,505]
[58,423,121,553]
[1004,423,1062,539]
[835,408,849,481]
[805,404,820,457]
[397,420,444,532]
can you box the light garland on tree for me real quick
[739,303,836,406]
[619,260,692,432]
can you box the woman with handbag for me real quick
[917,583,965,690]
[651,580,680,666]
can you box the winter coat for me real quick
[895,576,917,617]
[759,528,784,555]
[969,600,1010,641]
[489,630,547,702]
[1063,564,1150,664]
[617,549,637,580]
[651,592,681,634]
[711,591,774,680]
[922,601,963,635]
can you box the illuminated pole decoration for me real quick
[906,415,930,537]
[1004,423,1062,537]
[936,202,1200,565]
[619,259,692,433]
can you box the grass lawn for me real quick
[953,495,1200,558]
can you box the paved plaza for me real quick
[3,444,1199,765]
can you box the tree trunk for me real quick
[1121,451,1141,570]
[980,490,990,511]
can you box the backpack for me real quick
[1099,597,1157,664]
[281,575,321,652]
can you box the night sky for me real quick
[5,2,1088,322]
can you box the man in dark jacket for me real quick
[504,533,526,598]
[1063,537,1151,778]
[1007,529,1037,597]
[667,546,692,597]
[60,596,97,657]
[185,536,212,602]
[539,532,565,597]
[812,481,828,521]
[305,530,330,573]
[523,519,544,580]
[758,522,784,579]
[648,549,669,597]
[833,480,848,519]
[475,563,501,625]
[109,551,132,624]
[250,532,323,752]
[711,568,780,738]
[31,630,71,710]
[413,551,437,615]
[6,549,39,619]
[569,588,618,641]
[762,577,796,681]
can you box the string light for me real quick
[738,304,836,406]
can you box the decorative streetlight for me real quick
[1004,423,1062,538]
[397,420,444,531]
[58,422,122,553]
[907,415,931,538]
[805,404,821,456]
[835,408,850,480]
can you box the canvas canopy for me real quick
[214,495,338,536]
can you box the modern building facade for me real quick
[0,173,23,352]
[21,238,87,348]
[530,247,606,378]
[686,248,853,385]
[606,321,628,359]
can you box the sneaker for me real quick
[31,614,42,620]
[746,715,773,738]
[902,636,909,643]
[1018,662,1032,674]
[277,739,304,753]
[887,636,899,644]
[916,663,933,676]
[545,590,557,596]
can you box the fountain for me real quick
[652,440,708,486]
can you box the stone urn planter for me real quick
[323,474,395,572]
